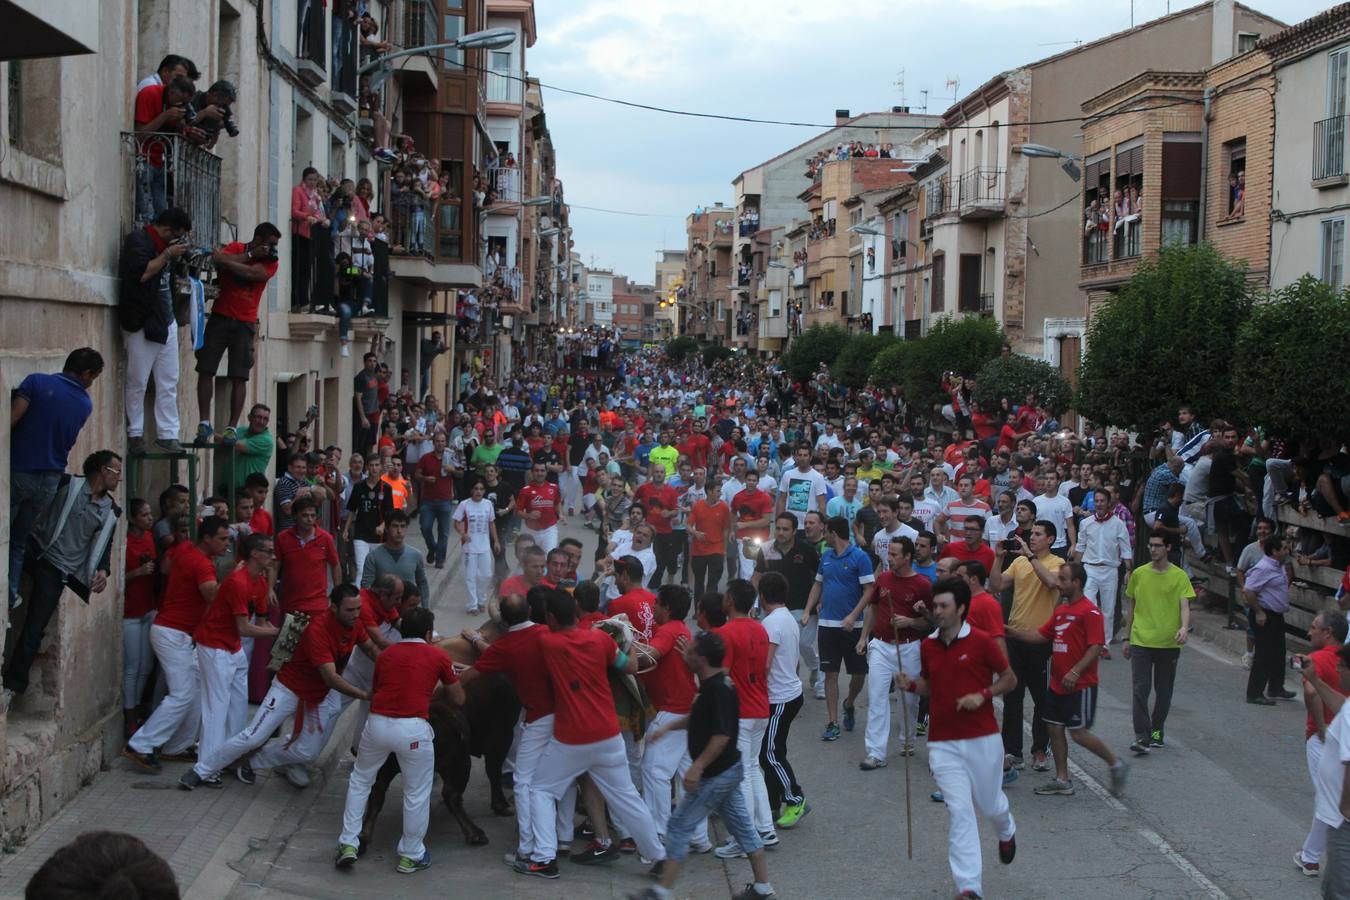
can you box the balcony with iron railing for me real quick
[956,167,1005,218]
[331,14,359,114]
[296,0,327,85]
[487,166,522,209]
[925,177,949,217]
[121,131,222,253]
[1313,116,1349,187]
[487,67,521,104]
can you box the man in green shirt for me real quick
[648,428,680,482]
[470,430,504,477]
[1122,532,1195,756]
[231,403,275,494]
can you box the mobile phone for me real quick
[1290,654,1309,671]
[1002,538,1019,551]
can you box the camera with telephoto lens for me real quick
[219,107,240,138]
[246,243,278,264]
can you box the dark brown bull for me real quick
[357,628,520,848]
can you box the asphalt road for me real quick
[233,518,1321,900]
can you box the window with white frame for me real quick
[1321,217,1345,289]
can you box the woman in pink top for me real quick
[353,177,373,222]
[291,167,328,311]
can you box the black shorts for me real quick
[817,625,868,675]
[196,314,258,380]
[1042,684,1097,730]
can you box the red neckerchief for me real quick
[145,225,169,253]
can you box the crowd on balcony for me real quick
[738,209,760,236]
[804,141,897,178]
[807,216,837,242]
[792,248,809,265]
[1083,181,1145,261]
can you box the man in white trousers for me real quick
[516,589,665,879]
[121,519,229,775]
[460,593,578,866]
[1073,487,1133,648]
[119,206,191,455]
[859,537,932,770]
[638,585,710,850]
[453,477,500,614]
[336,607,463,874]
[191,533,278,780]
[340,574,405,765]
[179,584,375,788]
[1293,610,1350,876]
[897,576,1018,900]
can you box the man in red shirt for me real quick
[123,519,230,774]
[415,431,459,567]
[182,584,375,790]
[897,576,1017,899]
[635,463,679,587]
[732,471,774,580]
[940,517,996,573]
[274,497,341,615]
[637,585,708,849]
[461,593,575,867]
[955,561,1007,656]
[499,545,547,599]
[133,75,193,220]
[713,580,775,857]
[1009,562,1127,800]
[859,537,933,769]
[609,556,656,641]
[678,419,712,471]
[195,223,281,445]
[516,590,664,879]
[192,533,279,783]
[517,461,565,554]
[336,607,463,874]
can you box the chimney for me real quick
[1211,0,1236,64]
[892,106,910,114]
[835,109,851,126]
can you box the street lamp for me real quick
[361,27,518,91]
[538,227,561,238]
[1015,143,1082,182]
[848,224,884,237]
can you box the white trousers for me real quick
[122,612,155,710]
[339,714,436,858]
[865,639,921,759]
[641,710,708,844]
[526,524,559,556]
[509,714,577,857]
[929,733,1016,896]
[793,609,820,677]
[464,551,492,611]
[1305,734,1330,864]
[736,542,757,580]
[193,680,311,776]
[129,625,199,755]
[1082,563,1121,641]
[196,645,248,774]
[345,626,396,752]
[1143,510,1204,555]
[528,734,665,863]
[125,327,180,439]
[251,686,349,771]
[354,540,374,584]
[736,716,774,835]
[559,470,580,512]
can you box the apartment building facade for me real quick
[654,249,686,338]
[681,203,735,341]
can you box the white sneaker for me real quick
[282,764,311,788]
[1242,651,1253,670]
[714,839,747,859]
[340,344,351,358]
[813,680,825,700]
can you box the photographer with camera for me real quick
[183,80,239,150]
[195,223,281,446]
[120,207,193,455]
[132,76,195,222]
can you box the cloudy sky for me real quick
[530,0,1326,284]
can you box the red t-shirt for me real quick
[154,543,218,634]
[578,611,607,629]
[1307,645,1348,739]
[249,507,274,536]
[370,640,457,719]
[275,528,339,614]
[609,588,656,641]
[717,442,739,474]
[417,452,456,502]
[498,574,536,598]
[358,588,400,634]
[939,540,996,573]
[731,488,774,540]
[688,500,731,557]
[634,482,678,535]
[871,570,934,643]
[133,84,171,167]
[678,433,711,469]
[920,625,1009,741]
[194,567,267,653]
[1037,597,1106,695]
[516,482,562,530]
[642,620,695,714]
[124,529,157,619]
[997,424,1020,453]
[538,627,620,745]
[966,591,1006,639]
[278,609,369,704]
[971,411,998,441]
[211,241,278,322]
[474,623,554,722]
[718,616,770,719]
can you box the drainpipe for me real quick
[1199,86,1214,238]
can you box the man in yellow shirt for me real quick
[989,521,1065,772]
[647,428,680,484]
[854,449,885,486]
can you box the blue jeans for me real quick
[9,471,61,607]
[337,301,352,341]
[135,161,167,225]
[411,206,426,252]
[664,761,762,862]
[419,499,453,565]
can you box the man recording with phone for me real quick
[195,223,282,447]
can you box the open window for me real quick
[1082,150,1110,264]
[1112,139,1143,259]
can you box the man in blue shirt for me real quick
[803,516,875,741]
[9,349,103,610]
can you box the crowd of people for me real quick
[804,141,899,179]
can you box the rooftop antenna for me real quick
[945,76,960,104]
[894,68,907,106]
[920,89,929,113]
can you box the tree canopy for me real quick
[664,335,699,363]
[781,324,850,383]
[894,316,1004,411]
[832,333,895,389]
[973,354,1074,415]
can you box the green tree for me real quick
[665,335,699,363]
[1233,276,1350,440]
[832,333,895,389]
[1077,243,1251,432]
[701,343,735,367]
[900,316,1004,412]
[973,354,1074,415]
[869,340,909,389]
[782,324,850,383]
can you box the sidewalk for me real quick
[0,532,460,900]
